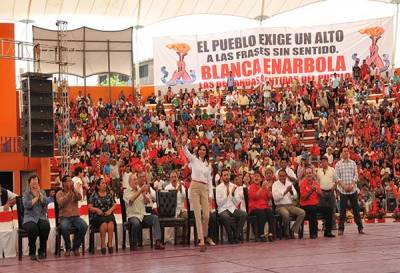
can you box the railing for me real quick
[0,136,22,153]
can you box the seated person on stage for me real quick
[272,169,305,239]
[56,175,88,257]
[0,183,17,211]
[123,171,165,250]
[165,169,187,243]
[248,169,276,241]
[216,168,247,244]
[22,175,51,260]
[88,177,116,255]
[300,167,335,239]
[165,170,187,218]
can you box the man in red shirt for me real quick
[300,166,335,239]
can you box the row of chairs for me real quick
[15,187,319,260]
[15,190,186,259]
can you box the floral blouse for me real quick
[88,191,115,220]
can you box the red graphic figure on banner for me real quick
[359,27,385,69]
[161,43,196,86]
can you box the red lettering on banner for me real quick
[212,65,220,79]
[316,57,325,72]
[264,59,271,74]
[253,60,261,74]
[201,66,212,80]
[282,59,292,74]
[221,64,231,79]
[242,61,251,77]
[304,58,313,73]
[202,56,346,80]
[337,55,346,71]
[293,59,303,73]
[271,59,281,74]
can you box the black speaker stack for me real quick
[21,72,54,157]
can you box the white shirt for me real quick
[216,182,239,213]
[324,153,334,165]
[272,180,297,206]
[315,166,337,190]
[304,111,314,121]
[122,171,132,189]
[0,189,16,207]
[154,180,165,191]
[165,182,187,216]
[183,146,213,198]
[236,186,246,212]
[72,176,84,198]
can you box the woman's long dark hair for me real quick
[196,143,209,163]
[95,177,104,193]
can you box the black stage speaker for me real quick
[21,73,54,157]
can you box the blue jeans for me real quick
[60,216,88,251]
[128,215,162,243]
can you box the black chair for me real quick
[298,209,323,239]
[120,192,153,249]
[16,196,28,261]
[185,188,198,246]
[272,200,302,240]
[88,208,119,254]
[243,187,259,241]
[157,190,186,246]
[54,192,85,256]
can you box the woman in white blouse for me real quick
[178,134,213,252]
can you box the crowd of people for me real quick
[9,60,400,258]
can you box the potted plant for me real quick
[365,210,376,223]
[376,208,386,223]
[392,207,400,222]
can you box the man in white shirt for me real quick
[315,156,337,237]
[275,158,297,185]
[0,184,17,211]
[216,169,247,244]
[164,170,186,217]
[123,172,165,250]
[72,167,87,200]
[153,176,166,191]
[303,106,315,126]
[165,170,187,243]
[122,166,132,190]
[272,169,305,239]
[110,159,120,195]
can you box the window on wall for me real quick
[98,73,129,86]
[139,64,149,79]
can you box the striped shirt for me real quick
[335,159,358,195]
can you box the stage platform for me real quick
[1,222,399,273]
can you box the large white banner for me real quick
[153,17,393,90]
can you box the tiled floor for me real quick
[2,222,400,273]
